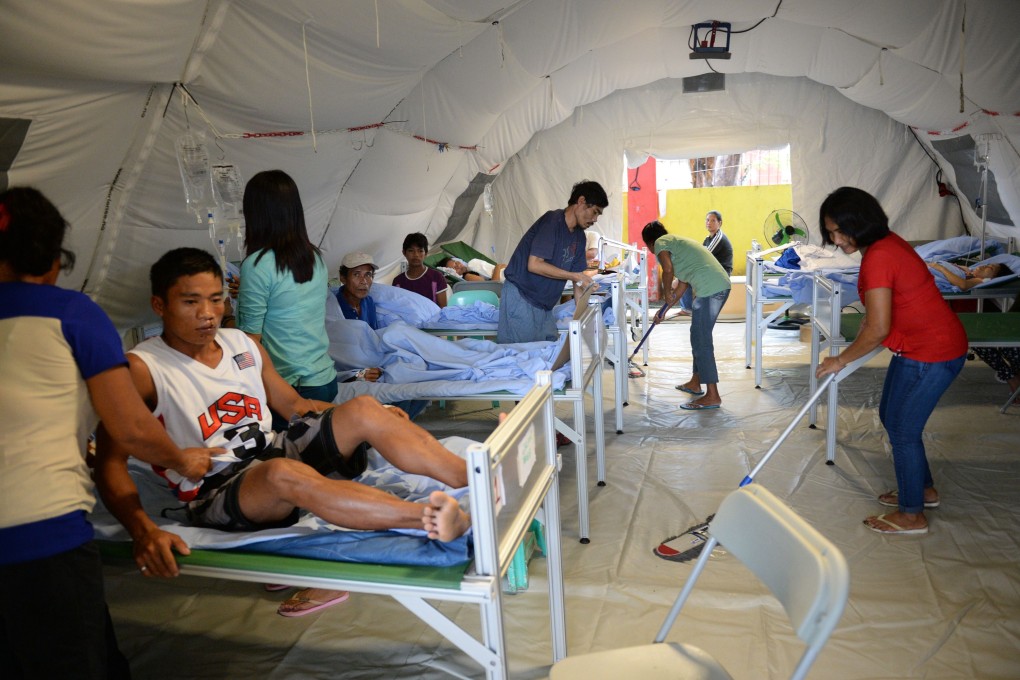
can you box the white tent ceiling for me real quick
[2,0,1019,330]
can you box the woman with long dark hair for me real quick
[815,187,967,535]
[235,172,348,616]
[236,170,337,408]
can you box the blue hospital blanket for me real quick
[928,253,1020,293]
[327,316,570,401]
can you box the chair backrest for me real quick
[452,279,502,297]
[449,289,499,308]
[706,485,849,680]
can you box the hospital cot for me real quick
[100,374,567,680]
[416,300,609,544]
[590,235,650,369]
[746,237,1018,388]
[807,275,1020,463]
[744,245,804,388]
[424,272,631,436]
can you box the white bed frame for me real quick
[744,244,800,388]
[421,300,608,544]
[105,374,567,680]
[808,275,1020,462]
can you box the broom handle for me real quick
[629,295,677,360]
[739,374,835,487]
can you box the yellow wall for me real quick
[649,185,793,276]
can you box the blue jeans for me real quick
[497,280,558,344]
[690,289,730,384]
[678,286,693,312]
[879,353,965,513]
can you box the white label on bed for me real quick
[516,424,537,488]
[493,464,506,516]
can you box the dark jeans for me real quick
[689,289,730,384]
[879,353,965,513]
[0,541,131,679]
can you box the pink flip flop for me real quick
[264,583,291,592]
[277,589,351,617]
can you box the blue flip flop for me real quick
[679,402,720,411]
[675,385,705,396]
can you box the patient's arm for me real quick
[928,261,979,290]
[94,427,192,578]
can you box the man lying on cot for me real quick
[95,248,470,583]
[438,255,507,282]
[926,260,1013,292]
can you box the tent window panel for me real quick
[0,118,32,192]
[931,136,1013,227]
[655,145,790,189]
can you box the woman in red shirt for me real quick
[815,187,967,535]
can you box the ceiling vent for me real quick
[682,73,725,94]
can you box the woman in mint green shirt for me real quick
[642,221,731,411]
[237,170,337,415]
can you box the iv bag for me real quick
[211,163,245,256]
[175,132,211,223]
[483,183,494,216]
[211,163,244,222]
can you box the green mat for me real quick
[839,312,1020,344]
[425,241,497,269]
[99,541,470,590]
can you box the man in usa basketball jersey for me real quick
[95,248,470,582]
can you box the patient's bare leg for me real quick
[422,491,471,542]
[238,458,465,537]
[328,396,468,488]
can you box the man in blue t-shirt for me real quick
[497,180,609,343]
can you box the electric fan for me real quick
[762,209,811,332]
[763,209,810,247]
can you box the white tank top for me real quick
[129,329,273,452]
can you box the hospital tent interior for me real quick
[2,1,1019,678]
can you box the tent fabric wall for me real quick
[1,0,1018,330]
[486,75,961,261]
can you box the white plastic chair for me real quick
[550,484,849,680]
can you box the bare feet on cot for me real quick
[422,490,470,542]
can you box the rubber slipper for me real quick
[675,385,705,396]
[679,402,720,411]
[863,514,928,535]
[653,515,715,562]
[264,583,291,592]
[277,589,351,617]
[877,490,939,509]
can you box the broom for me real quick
[627,296,679,378]
[654,372,839,561]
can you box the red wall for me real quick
[626,158,659,297]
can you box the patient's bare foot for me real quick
[422,491,470,542]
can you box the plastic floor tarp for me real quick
[102,318,1020,679]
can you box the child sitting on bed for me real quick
[927,261,1012,291]
[95,248,471,616]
